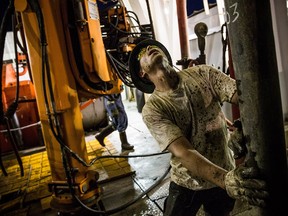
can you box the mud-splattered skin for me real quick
[142,65,237,190]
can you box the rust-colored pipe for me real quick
[176,0,190,69]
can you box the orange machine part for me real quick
[1,63,42,153]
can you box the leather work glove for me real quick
[228,119,247,159]
[224,165,269,208]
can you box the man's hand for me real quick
[224,165,269,208]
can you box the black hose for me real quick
[4,11,20,119]
[0,0,25,178]
[27,0,47,45]
[71,160,171,215]
[105,49,134,87]
[0,150,8,176]
[15,16,34,83]
[105,165,170,215]
[4,117,24,176]
[0,0,14,124]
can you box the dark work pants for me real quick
[104,94,128,132]
[164,181,235,216]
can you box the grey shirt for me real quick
[142,65,237,190]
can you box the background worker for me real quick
[95,93,134,150]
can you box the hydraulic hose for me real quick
[0,0,25,177]
[0,0,14,124]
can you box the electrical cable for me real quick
[126,11,150,33]
[71,160,171,215]
[0,0,14,124]
[0,0,10,102]
[145,0,155,39]
[109,22,152,36]
[0,0,25,177]
[132,174,166,213]
[3,117,24,176]
[105,49,134,87]
[14,13,33,83]
[5,11,20,119]
[105,42,146,88]
[100,3,153,89]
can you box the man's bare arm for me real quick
[167,136,227,189]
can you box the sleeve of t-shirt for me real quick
[142,104,183,151]
[206,66,237,103]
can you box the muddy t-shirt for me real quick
[142,65,236,190]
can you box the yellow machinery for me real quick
[0,0,153,214]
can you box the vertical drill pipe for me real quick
[224,0,288,215]
[176,0,190,68]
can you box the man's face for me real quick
[139,46,167,77]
